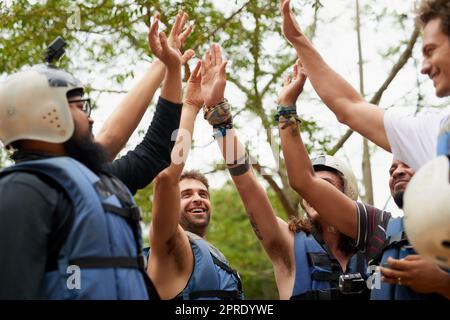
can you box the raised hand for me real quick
[184,60,203,111]
[201,44,228,108]
[167,11,195,64]
[148,11,195,67]
[278,59,307,106]
[280,0,305,45]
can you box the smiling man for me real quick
[179,171,212,238]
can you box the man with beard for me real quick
[0,11,194,299]
[146,44,243,300]
[276,60,450,299]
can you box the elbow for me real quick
[333,98,365,127]
[335,108,352,126]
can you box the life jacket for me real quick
[290,231,370,300]
[437,115,450,156]
[144,231,243,300]
[0,157,158,300]
[371,217,444,300]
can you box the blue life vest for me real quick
[291,231,369,300]
[437,116,450,156]
[371,217,443,300]
[0,157,157,300]
[144,231,243,300]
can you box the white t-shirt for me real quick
[384,109,450,171]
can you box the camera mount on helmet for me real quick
[0,36,84,146]
[45,36,67,66]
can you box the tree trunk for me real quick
[356,0,374,204]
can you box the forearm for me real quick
[291,37,364,120]
[161,65,183,104]
[96,60,166,159]
[105,97,182,194]
[291,37,389,150]
[167,103,198,178]
[216,129,281,246]
[278,121,314,193]
[279,121,358,239]
[150,168,181,248]
[150,104,196,244]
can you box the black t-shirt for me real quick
[0,97,181,299]
[354,202,391,264]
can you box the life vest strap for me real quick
[69,256,145,269]
[102,203,141,222]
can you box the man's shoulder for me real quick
[0,169,62,201]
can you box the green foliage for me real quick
[207,182,278,299]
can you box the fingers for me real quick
[213,44,222,66]
[149,13,160,41]
[403,255,421,261]
[179,12,189,35]
[181,49,195,64]
[169,12,182,39]
[190,60,202,81]
[180,21,194,45]
[204,49,212,70]
[281,0,291,17]
[219,60,228,78]
[159,31,170,52]
[380,266,411,287]
[386,257,412,271]
[293,64,298,80]
[283,74,291,87]
[201,60,207,77]
[380,266,406,280]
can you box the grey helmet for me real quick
[312,155,359,201]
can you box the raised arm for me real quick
[280,0,390,151]
[96,11,194,160]
[150,60,202,252]
[278,60,358,239]
[201,44,292,263]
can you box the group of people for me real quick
[0,0,449,300]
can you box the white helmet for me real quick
[0,64,83,146]
[312,155,359,201]
[403,156,450,268]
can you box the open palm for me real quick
[148,11,194,66]
[278,59,307,106]
[280,0,305,45]
[201,44,228,108]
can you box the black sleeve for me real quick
[354,202,391,263]
[0,172,71,299]
[105,97,182,195]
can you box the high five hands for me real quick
[278,59,307,106]
[280,0,306,46]
[201,44,228,108]
[148,11,195,67]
